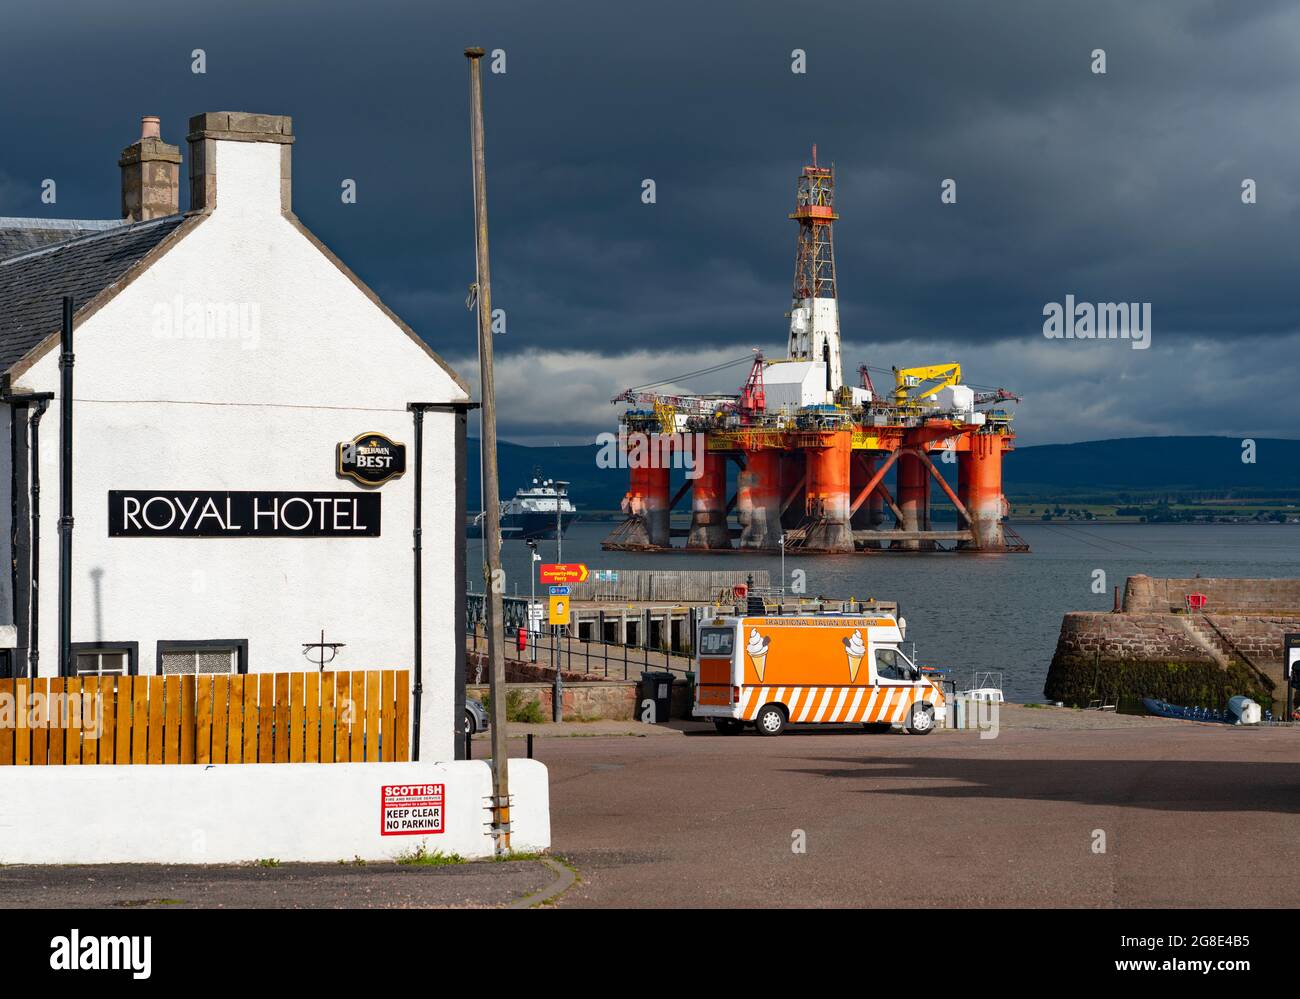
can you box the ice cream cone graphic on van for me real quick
[746,628,772,682]
[843,629,866,682]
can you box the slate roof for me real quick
[0,217,127,262]
[0,214,187,372]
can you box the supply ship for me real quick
[468,474,578,540]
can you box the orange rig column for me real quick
[738,449,782,549]
[802,431,854,551]
[687,452,732,549]
[958,432,1005,550]
[624,463,671,548]
[779,450,806,531]
[894,441,932,551]
[850,453,886,547]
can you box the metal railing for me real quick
[466,624,695,682]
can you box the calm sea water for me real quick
[468,522,1300,703]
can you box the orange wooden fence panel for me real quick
[180,675,197,765]
[97,677,114,765]
[31,678,49,765]
[349,672,364,762]
[1,669,410,765]
[82,677,99,766]
[0,679,13,766]
[320,672,336,762]
[14,678,30,766]
[289,672,305,764]
[304,672,320,764]
[65,677,82,766]
[48,678,65,765]
[334,671,351,763]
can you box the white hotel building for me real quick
[0,112,471,762]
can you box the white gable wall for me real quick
[11,138,468,762]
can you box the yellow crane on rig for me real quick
[893,363,961,414]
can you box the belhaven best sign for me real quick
[380,783,445,836]
[108,491,381,537]
[338,432,406,487]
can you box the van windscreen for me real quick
[698,627,734,656]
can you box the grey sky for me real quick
[2,0,1297,444]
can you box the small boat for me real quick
[957,670,1004,702]
[959,687,1004,702]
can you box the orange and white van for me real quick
[693,613,946,736]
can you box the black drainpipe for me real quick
[28,396,51,678]
[405,400,476,762]
[407,403,426,761]
[6,397,20,678]
[57,296,74,678]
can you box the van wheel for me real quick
[861,722,892,733]
[754,704,787,737]
[906,703,935,735]
[712,719,742,735]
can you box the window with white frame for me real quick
[72,645,134,676]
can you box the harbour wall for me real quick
[1122,575,1300,615]
[1044,576,1296,710]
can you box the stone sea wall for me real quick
[1122,575,1300,615]
[1044,576,1297,710]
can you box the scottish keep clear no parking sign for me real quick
[380,784,445,835]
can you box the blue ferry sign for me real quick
[549,585,570,596]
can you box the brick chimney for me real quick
[186,112,294,214]
[118,116,182,221]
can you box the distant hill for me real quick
[1008,436,1300,499]
[466,436,1300,511]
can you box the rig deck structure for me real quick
[604,147,1027,555]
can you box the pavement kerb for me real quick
[509,858,577,908]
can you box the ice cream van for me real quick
[693,613,946,736]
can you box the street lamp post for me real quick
[555,479,568,563]
[527,540,540,663]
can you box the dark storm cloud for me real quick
[2,0,1298,444]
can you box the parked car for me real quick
[464,699,490,736]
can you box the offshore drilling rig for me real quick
[605,147,1025,555]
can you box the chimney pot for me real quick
[141,115,161,139]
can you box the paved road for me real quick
[3,711,1293,909]
[543,719,1300,907]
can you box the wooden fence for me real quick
[0,670,409,765]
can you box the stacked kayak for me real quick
[1141,696,1262,725]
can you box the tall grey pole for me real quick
[466,46,511,853]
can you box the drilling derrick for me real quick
[787,146,843,394]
